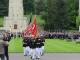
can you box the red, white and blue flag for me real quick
[23,15,37,37]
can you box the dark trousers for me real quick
[0,54,5,60]
[4,46,9,60]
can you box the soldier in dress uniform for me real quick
[23,37,27,56]
[29,35,36,60]
[23,36,31,56]
[40,35,45,56]
[35,35,42,59]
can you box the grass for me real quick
[8,38,80,53]
[8,37,23,53]
[45,39,80,53]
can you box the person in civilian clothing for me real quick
[0,33,5,60]
[3,33,9,60]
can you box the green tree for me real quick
[34,0,47,15]
[0,0,8,16]
[23,0,34,15]
[44,0,78,31]
[45,0,68,31]
[65,0,78,29]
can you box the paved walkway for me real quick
[4,53,80,60]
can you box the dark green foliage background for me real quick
[0,0,79,30]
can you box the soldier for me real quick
[35,36,42,59]
[40,36,45,56]
[29,35,36,60]
[0,33,5,60]
[23,36,30,56]
[23,37,27,56]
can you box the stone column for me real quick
[4,0,27,32]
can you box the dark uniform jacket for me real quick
[23,37,29,47]
[36,38,42,48]
[29,38,36,49]
[41,37,45,46]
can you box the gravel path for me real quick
[4,53,80,60]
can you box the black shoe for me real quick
[32,59,35,60]
[41,53,44,56]
[30,56,32,59]
[32,58,35,60]
[36,57,40,59]
[24,55,27,56]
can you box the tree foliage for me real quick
[23,0,34,15]
[0,0,79,30]
[44,0,78,31]
[34,0,47,15]
[0,0,8,16]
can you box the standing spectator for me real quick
[3,33,9,60]
[0,33,5,60]
[7,33,12,42]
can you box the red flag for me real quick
[31,15,37,37]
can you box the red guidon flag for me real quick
[31,15,37,37]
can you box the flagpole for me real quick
[28,13,32,25]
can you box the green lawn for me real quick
[45,39,80,53]
[8,38,80,53]
[9,37,23,53]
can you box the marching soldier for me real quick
[23,37,28,56]
[35,36,42,59]
[40,36,45,56]
[23,36,30,56]
[29,35,36,60]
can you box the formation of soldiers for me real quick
[0,31,45,60]
[22,33,45,60]
[44,32,80,40]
